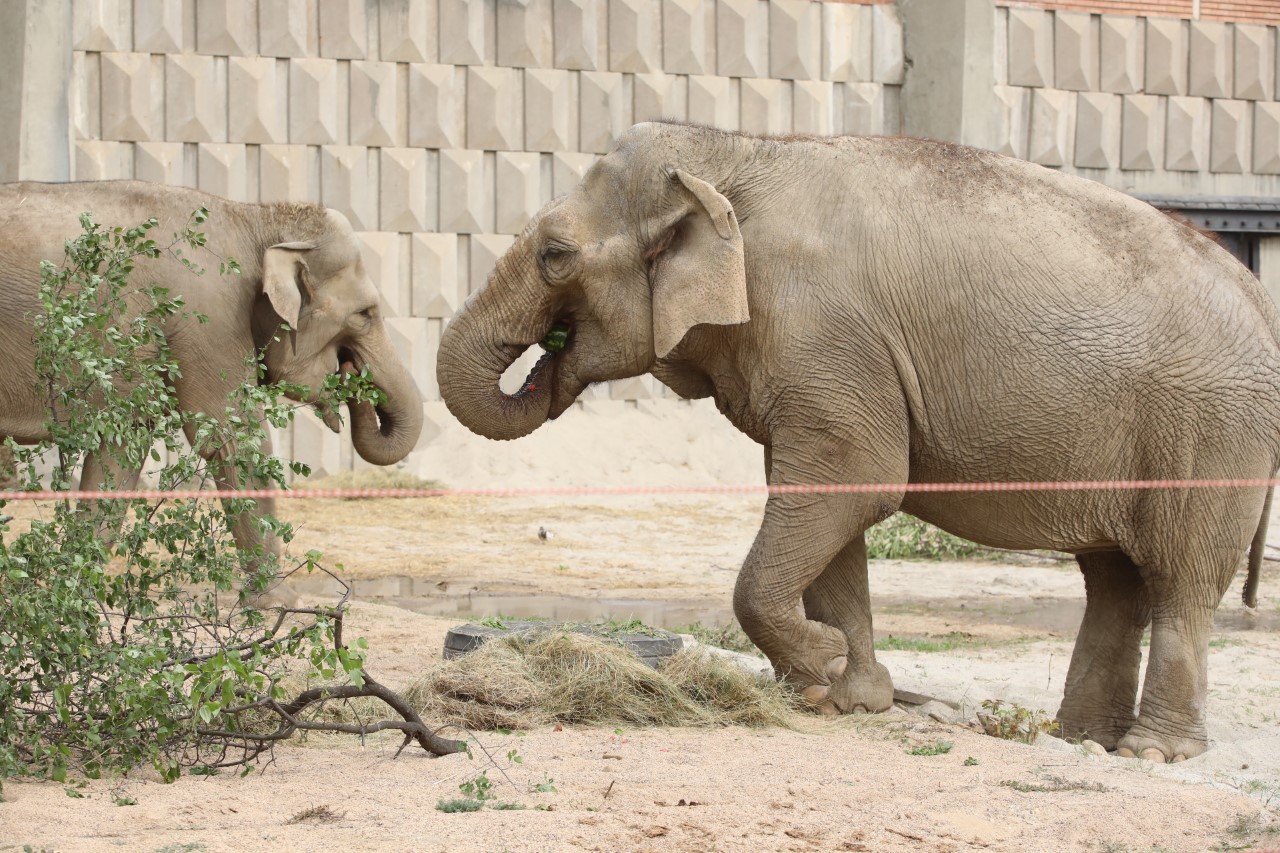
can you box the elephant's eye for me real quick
[540,242,578,281]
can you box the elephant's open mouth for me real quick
[317,345,394,435]
[505,318,574,403]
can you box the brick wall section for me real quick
[68,0,901,478]
[998,1,1280,25]
[994,5,1280,195]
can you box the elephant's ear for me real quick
[650,170,749,359]
[261,241,316,329]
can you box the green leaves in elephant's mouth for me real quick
[507,319,573,400]
[540,320,572,353]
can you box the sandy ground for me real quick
[4,490,1280,852]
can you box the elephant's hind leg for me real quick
[1114,484,1267,761]
[1056,550,1150,749]
[801,535,894,714]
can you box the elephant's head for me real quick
[437,122,749,441]
[254,207,422,465]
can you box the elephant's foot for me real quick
[243,577,302,609]
[1115,722,1205,763]
[815,660,894,715]
[1055,704,1137,751]
[769,621,851,706]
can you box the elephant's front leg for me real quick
[192,419,298,607]
[736,440,903,706]
[802,536,894,714]
[78,444,144,545]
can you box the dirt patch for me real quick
[4,494,1280,852]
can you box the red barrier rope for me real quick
[0,477,1277,501]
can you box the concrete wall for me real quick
[992,5,1280,196]
[5,0,1280,486]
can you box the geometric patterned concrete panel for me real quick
[552,0,605,72]
[1053,11,1098,92]
[609,0,662,73]
[822,2,872,82]
[770,0,822,81]
[688,75,740,128]
[1075,92,1121,169]
[1145,17,1188,96]
[525,69,579,151]
[165,55,226,142]
[197,0,258,58]
[793,80,834,135]
[1233,24,1275,101]
[1029,88,1073,166]
[63,2,1280,478]
[741,78,793,135]
[1257,103,1280,174]
[992,85,1031,160]
[634,72,690,124]
[663,0,716,75]
[1100,16,1144,93]
[870,5,904,85]
[717,0,770,79]
[995,5,1280,195]
[1008,8,1054,88]
[1121,93,1163,170]
[1165,95,1208,171]
[496,0,553,69]
[1188,20,1233,99]
[1210,99,1249,173]
[228,58,287,145]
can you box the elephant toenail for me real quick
[1139,748,1166,763]
[826,656,848,679]
[1115,747,1137,759]
[1172,754,1186,763]
[817,700,840,716]
[800,684,830,704]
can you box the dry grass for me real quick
[401,630,801,731]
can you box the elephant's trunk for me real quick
[341,332,423,465]
[437,239,557,442]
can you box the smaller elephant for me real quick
[0,180,423,597]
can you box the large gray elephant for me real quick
[437,121,1280,761]
[1,180,422,594]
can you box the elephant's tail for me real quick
[1244,486,1272,609]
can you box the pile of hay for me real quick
[403,630,800,731]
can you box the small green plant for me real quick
[479,616,511,630]
[436,798,485,813]
[963,756,979,766]
[530,774,557,793]
[876,632,986,653]
[675,621,761,656]
[999,776,1107,793]
[979,699,1060,744]
[1224,810,1280,839]
[906,739,953,756]
[459,769,496,802]
[113,795,138,807]
[286,804,343,825]
[865,514,984,560]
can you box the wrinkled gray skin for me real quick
[1,181,423,598]
[438,121,1280,760]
